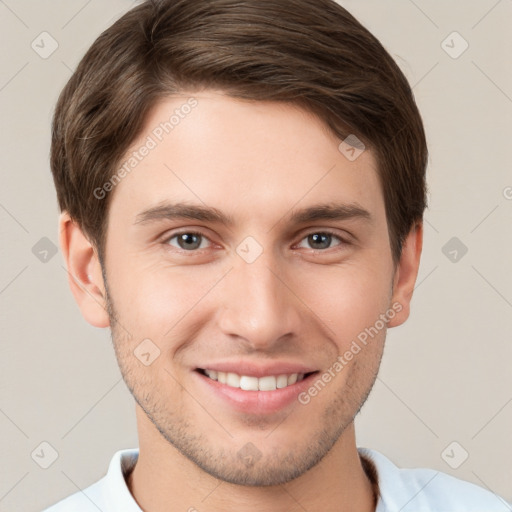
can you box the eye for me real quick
[165,231,211,251]
[296,231,345,250]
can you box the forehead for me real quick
[110,91,385,228]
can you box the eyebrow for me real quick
[135,202,235,226]
[134,201,372,227]
[288,202,372,225]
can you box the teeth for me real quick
[205,369,217,380]
[276,374,289,388]
[258,376,276,391]
[240,375,259,391]
[202,370,306,390]
[226,372,240,387]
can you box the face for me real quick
[98,91,402,485]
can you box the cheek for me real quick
[292,260,391,346]
[107,264,215,384]
[108,258,223,337]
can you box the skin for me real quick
[60,91,422,512]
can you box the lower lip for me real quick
[193,370,319,415]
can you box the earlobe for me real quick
[59,212,110,328]
[388,222,423,328]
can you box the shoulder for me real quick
[41,478,107,512]
[41,448,140,512]
[359,447,511,512]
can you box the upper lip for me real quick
[195,360,319,378]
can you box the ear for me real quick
[59,211,110,328]
[388,222,423,328]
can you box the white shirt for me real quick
[42,447,511,512]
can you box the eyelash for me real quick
[162,229,350,253]
[295,230,348,250]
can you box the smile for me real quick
[197,369,315,391]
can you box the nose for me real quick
[216,252,302,351]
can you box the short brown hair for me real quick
[51,0,428,267]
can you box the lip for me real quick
[194,360,318,378]
[193,364,320,415]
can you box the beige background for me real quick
[0,1,511,510]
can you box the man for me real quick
[44,0,510,510]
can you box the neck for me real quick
[127,405,376,512]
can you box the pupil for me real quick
[309,233,330,249]
[179,233,201,250]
